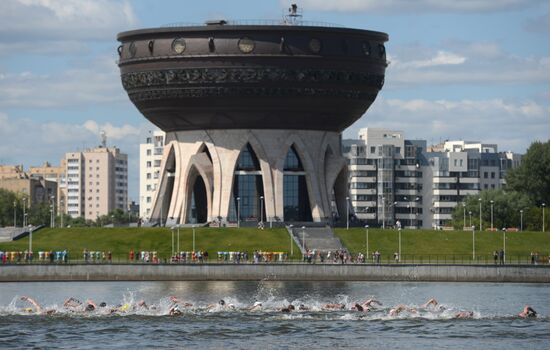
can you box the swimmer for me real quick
[389,304,417,316]
[454,311,474,319]
[351,303,366,312]
[281,304,295,313]
[63,297,96,312]
[422,298,438,308]
[20,296,56,315]
[249,302,262,311]
[361,299,382,308]
[298,304,310,311]
[323,303,345,310]
[518,305,537,318]
[169,304,183,316]
[207,299,234,310]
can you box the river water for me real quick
[0,281,548,349]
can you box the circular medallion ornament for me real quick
[172,38,186,54]
[238,37,255,53]
[129,42,137,58]
[309,38,322,53]
[362,41,371,56]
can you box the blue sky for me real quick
[1,0,549,201]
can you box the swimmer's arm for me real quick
[21,296,42,312]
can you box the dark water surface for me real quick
[0,281,548,349]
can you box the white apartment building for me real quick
[139,131,165,221]
[64,146,128,220]
[344,128,522,229]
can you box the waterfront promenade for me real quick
[1,263,549,282]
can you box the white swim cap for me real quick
[253,302,262,307]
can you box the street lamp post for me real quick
[236,197,241,228]
[289,224,294,257]
[520,210,524,231]
[471,225,476,261]
[259,196,264,225]
[502,227,506,264]
[50,195,55,228]
[301,226,306,252]
[346,196,350,230]
[490,200,494,231]
[13,201,16,228]
[382,197,385,229]
[192,224,196,252]
[398,227,402,263]
[478,198,482,231]
[28,224,33,255]
[364,225,369,259]
[60,199,64,228]
[462,202,466,229]
[171,226,175,256]
[542,203,546,233]
[22,198,27,227]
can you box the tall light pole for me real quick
[364,224,369,258]
[478,198,482,231]
[60,199,64,228]
[13,201,16,228]
[236,197,241,228]
[462,202,466,229]
[171,226,175,256]
[301,226,306,252]
[542,203,546,233]
[471,225,475,261]
[398,227,402,263]
[192,224,196,252]
[490,200,494,231]
[259,195,264,225]
[502,227,506,264]
[520,209,523,231]
[345,196,350,230]
[289,224,294,257]
[382,196,385,229]
[28,224,33,254]
[50,195,55,228]
[22,197,27,227]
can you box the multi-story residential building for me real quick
[139,130,165,221]
[63,145,128,220]
[29,161,67,216]
[344,128,522,229]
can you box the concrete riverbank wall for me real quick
[1,264,550,282]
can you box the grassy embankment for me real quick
[1,227,549,264]
[334,228,550,264]
[0,227,301,261]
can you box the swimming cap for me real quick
[99,302,107,307]
[253,302,262,307]
[85,304,95,311]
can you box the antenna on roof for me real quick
[283,3,303,24]
[100,130,107,148]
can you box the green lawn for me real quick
[335,228,550,263]
[0,227,301,261]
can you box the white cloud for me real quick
[0,113,154,200]
[398,50,466,69]
[0,0,137,55]
[0,55,125,108]
[386,43,550,87]
[345,97,550,153]
[296,0,542,13]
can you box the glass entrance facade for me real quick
[230,144,264,221]
[283,146,312,221]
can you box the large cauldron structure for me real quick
[118,21,388,226]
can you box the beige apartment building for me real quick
[0,165,57,206]
[29,161,67,215]
[64,146,128,220]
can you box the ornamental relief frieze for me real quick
[128,86,378,102]
[121,67,384,91]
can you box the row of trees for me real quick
[0,189,137,228]
[451,140,550,231]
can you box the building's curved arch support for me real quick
[150,143,176,225]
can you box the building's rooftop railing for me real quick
[161,19,344,29]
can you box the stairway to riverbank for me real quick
[287,224,344,254]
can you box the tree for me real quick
[0,189,19,227]
[451,189,532,230]
[506,140,550,206]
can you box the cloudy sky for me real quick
[1,0,549,201]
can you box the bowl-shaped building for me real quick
[117,21,388,225]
